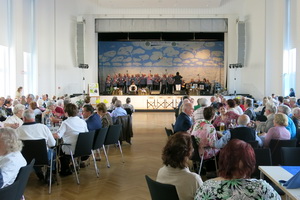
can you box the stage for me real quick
[90,95,213,110]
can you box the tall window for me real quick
[0,45,9,97]
[283,0,297,96]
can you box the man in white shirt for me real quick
[17,109,56,181]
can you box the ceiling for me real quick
[97,0,223,9]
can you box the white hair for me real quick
[13,104,25,114]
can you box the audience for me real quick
[111,100,127,123]
[256,102,277,133]
[174,102,193,133]
[195,139,280,200]
[96,103,113,128]
[4,103,25,128]
[82,104,102,131]
[156,132,203,200]
[278,105,296,138]
[53,103,88,176]
[215,114,262,148]
[0,127,27,188]
[262,113,291,147]
[212,103,239,130]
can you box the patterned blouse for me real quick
[194,179,280,200]
[191,120,219,159]
[212,111,240,129]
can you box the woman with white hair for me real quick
[0,128,27,188]
[3,104,25,128]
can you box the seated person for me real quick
[111,100,127,123]
[82,104,102,131]
[0,127,27,188]
[122,97,135,115]
[53,103,88,176]
[195,139,280,200]
[96,103,113,128]
[212,103,239,130]
[256,102,276,133]
[17,109,56,182]
[262,113,291,147]
[193,98,208,122]
[215,114,263,148]
[174,102,193,133]
[4,104,25,128]
[278,105,296,139]
[157,132,203,200]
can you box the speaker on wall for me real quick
[238,21,245,66]
[77,18,85,67]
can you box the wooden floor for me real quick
[24,112,175,200]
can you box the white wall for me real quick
[3,0,300,100]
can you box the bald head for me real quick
[237,114,250,126]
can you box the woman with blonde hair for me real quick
[0,128,27,188]
[96,103,113,128]
[263,113,291,147]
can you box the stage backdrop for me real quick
[98,41,224,91]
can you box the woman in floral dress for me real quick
[212,103,240,130]
[191,106,219,160]
[194,139,280,200]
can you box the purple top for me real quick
[264,126,291,147]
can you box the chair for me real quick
[0,180,20,200]
[35,114,42,123]
[190,136,218,175]
[62,131,96,184]
[247,140,259,148]
[115,115,133,144]
[15,159,35,200]
[21,140,55,193]
[269,139,297,166]
[104,124,124,168]
[281,147,300,166]
[165,127,173,137]
[252,148,272,178]
[92,128,109,176]
[145,175,179,200]
[147,97,156,109]
[124,108,133,116]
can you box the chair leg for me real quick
[96,149,102,161]
[199,154,204,175]
[212,150,218,172]
[49,149,53,194]
[91,150,99,178]
[70,152,80,184]
[103,145,110,168]
[117,140,125,163]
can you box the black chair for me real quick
[0,180,20,200]
[15,159,35,200]
[124,108,133,116]
[247,140,259,149]
[62,131,96,184]
[165,127,173,137]
[35,114,42,123]
[145,175,179,200]
[21,140,55,193]
[92,128,109,176]
[104,124,124,168]
[252,148,272,178]
[281,147,300,166]
[269,139,297,166]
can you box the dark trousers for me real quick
[161,85,167,94]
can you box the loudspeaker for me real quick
[150,90,160,95]
[77,21,85,67]
[238,21,245,66]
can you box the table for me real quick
[259,166,300,200]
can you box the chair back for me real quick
[0,180,20,200]
[104,124,122,145]
[247,140,259,149]
[145,175,179,200]
[15,159,35,200]
[269,139,297,165]
[124,108,132,116]
[252,148,272,178]
[115,115,133,144]
[281,147,300,166]
[73,131,95,157]
[21,139,48,165]
[35,114,42,123]
[165,127,173,137]
[190,135,201,162]
[93,128,108,150]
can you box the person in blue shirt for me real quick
[278,105,296,139]
[111,100,127,123]
[82,104,102,131]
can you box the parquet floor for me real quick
[24,112,175,200]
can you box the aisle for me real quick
[24,112,175,200]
